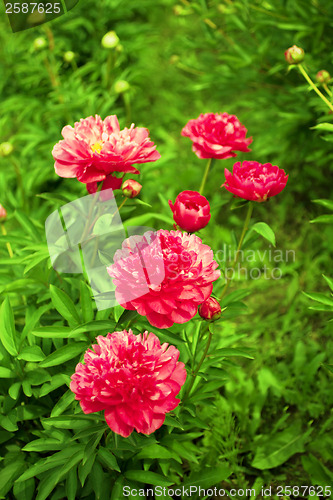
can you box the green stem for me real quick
[298,64,333,113]
[1,222,13,258]
[219,202,253,302]
[182,326,212,402]
[199,158,213,195]
[323,83,332,97]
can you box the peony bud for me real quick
[122,179,142,198]
[101,31,120,49]
[169,190,211,233]
[114,80,130,94]
[64,51,75,63]
[33,37,47,51]
[0,204,7,221]
[284,45,304,65]
[0,142,13,157]
[316,70,331,84]
[199,297,221,321]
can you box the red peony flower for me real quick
[70,329,186,437]
[169,190,211,232]
[0,204,7,221]
[222,161,288,202]
[198,296,221,321]
[52,115,160,193]
[107,230,220,329]
[181,112,252,160]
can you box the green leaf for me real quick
[251,222,276,247]
[215,347,255,359]
[0,460,26,497]
[70,320,115,335]
[22,439,65,452]
[322,275,333,292]
[124,470,173,487]
[251,422,312,470]
[50,390,75,417]
[97,448,121,472]
[311,122,333,132]
[310,215,333,224]
[124,212,174,229]
[39,374,70,397]
[301,453,333,485]
[50,285,81,325]
[14,210,41,241]
[80,281,94,323]
[115,309,138,327]
[13,477,35,500]
[39,342,86,368]
[32,326,79,338]
[136,444,176,461]
[181,464,231,489]
[0,296,18,356]
[312,199,333,211]
[0,367,16,378]
[303,291,333,307]
[18,345,45,362]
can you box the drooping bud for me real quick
[0,204,7,221]
[101,31,120,49]
[284,45,304,65]
[316,70,331,85]
[122,179,142,198]
[198,297,222,321]
[64,51,75,63]
[114,80,130,94]
[33,37,47,51]
[0,142,13,157]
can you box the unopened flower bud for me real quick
[101,31,120,49]
[198,297,221,321]
[64,51,75,63]
[122,179,142,198]
[316,70,331,84]
[0,204,7,221]
[114,80,130,94]
[33,37,47,51]
[0,142,13,157]
[284,45,304,65]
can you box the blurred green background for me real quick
[1,0,333,497]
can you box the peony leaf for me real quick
[39,342,87,368]
[311,122,333,132]
[124,470,173,486]
[310,214,333,224]
[251,222,276,247]
[50,285,81,325]
[181,464,231,489]
[312,199,333,211]
[0,296,18,356]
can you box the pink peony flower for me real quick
[169,190,211,232]
[198,296,221,321]
[0,204,7,221]
[222,161,288,202]
[181,112,252,160]
[52,115,161,193]
[70,329,186,437]
[107,230,220,329]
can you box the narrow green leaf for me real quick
[322,275,333,292]
[97,448,121,472]
[251,222,276,247]
[18,345,45,362]
[310,215,333,224]
[0,296,18,355]
[39,342,86,368]
[303,291,333,307]
[32,326,79,338]
[124,470,173,486]
[50,285,81,325]
[311,122,333,132]
[181,464,231,489]
[312,199,333,211]
[14,210,41,241]
[50,390,75,417]
[80,281,94,323]
[13,477,35,500]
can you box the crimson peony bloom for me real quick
[181,112,252,160]
[198,296,221,321]
[222,161,288,202]
[107,230,220,329]
[169,190,211,232]
[70,329,186,437]
[52,115,160,193]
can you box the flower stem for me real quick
[199,158,213,195]
[1,223,13,258]
[298,64,333,113]
[182,325,212,402]
[323,83,332,97]
[219,201,253,302]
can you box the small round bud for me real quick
[114,80,130,94]
[0,204,7,221]
[284,45,304,65]
[198,297,221,321]
[101,31,120,49]
[115,44,124,53]
[316,70,331,85]
[122,179,142,198]
[64,51,75,63]
[0,142,13,157]
[33,37,47,51]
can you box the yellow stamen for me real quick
[91,141,103,154]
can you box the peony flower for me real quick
[198,296,221,321]
[0,204,7,221]
[107,230,220,329]
[52,115,161,194]
[181,112,252,160]
[316,70,331,84]
[222,161,288,202]
[284,45,304,65]
[169,190,211,232]
[70,329,186,437]
[122,179,142,198]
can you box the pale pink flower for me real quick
[70,330,186,437]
